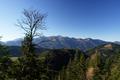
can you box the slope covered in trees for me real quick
[0,43,120,80]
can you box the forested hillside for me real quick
[0,43,120,80]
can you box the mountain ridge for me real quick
[3,36,107,51]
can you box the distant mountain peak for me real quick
[85,38,93,40]
[114,41,120,45]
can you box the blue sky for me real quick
[0,0,120,41]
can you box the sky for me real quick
[0,0,120,41]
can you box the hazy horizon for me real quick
[0,0,120,41]
[1,35,113,43]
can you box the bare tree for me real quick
[16,9,46,55]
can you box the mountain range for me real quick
[4,36,107,51]
[1,36,120,56]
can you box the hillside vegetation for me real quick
[0,43,120,80]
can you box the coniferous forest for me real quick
[0,8,120,80]
[1,41,120,80]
